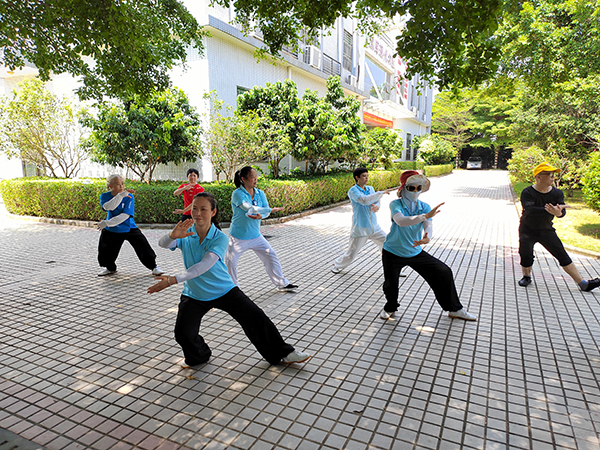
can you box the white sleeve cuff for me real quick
[174,252,220,283]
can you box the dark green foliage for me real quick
[83,88,202,182]
[582,151,600,213]
[0,0,205,101]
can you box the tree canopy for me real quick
[1,0,205,100]
[83,88,202,182]
[0,78,88,177]
[212,0,503,89]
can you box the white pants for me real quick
[225,235,290,288]
[333,229,387,271]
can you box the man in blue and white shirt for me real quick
[332,168,393,274]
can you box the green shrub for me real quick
[416,135,457,165]
[0,169,405,224]
[582,151,600,213]
[395,161,425,170]
[507,146,547,183]
[423,164,453,177]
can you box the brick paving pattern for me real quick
[1,170,599,449]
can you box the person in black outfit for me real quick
[518,163,600,292]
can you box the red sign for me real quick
[363,111,393,128]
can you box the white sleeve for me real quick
[158,234,177,249]
[423,219,433,238]
[98,213,129,229]
[247,205,272,218]
[102,192,128,211]
[239,201,252,212]
[392,211,428,227]
[353,191,385,205]
[174,252,219,283]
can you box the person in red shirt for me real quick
[173,168,205,221]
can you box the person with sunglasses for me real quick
[379,170,477,321]
[518,163,599,291]
[224,166,298,292]
[332,167,403,275]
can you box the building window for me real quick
[364,57,391,101]
[406,133,412,160]
[237,86,250,96]
[343,31,353,72]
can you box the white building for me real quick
[0,2,434,181]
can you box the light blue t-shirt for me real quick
[348,184,382,238]
[173,224,236,301]
[229,186,271,240]
[383,198,432,258]
[100,191,137,233]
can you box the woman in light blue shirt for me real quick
[148,193,309,367]
[225,166,297,292]
[380,171,477,322]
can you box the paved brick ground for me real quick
[1,170,599,450]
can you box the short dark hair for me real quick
[353,167,368,182]
[187,168,199,177]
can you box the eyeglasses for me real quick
[406,185,422,192]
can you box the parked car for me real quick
[466,156,483,170]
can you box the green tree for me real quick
[1,0,205,100]
[0,78,89,177]
[582,151,600,213]
[83,88,201,182]
[431,90,474,168]
[294,76,364,172]
[211,0,503,89]
[498,0,600,95]
[237,80,299,178]
[206,99,264,182]
[361,128,403,169]
[416,134,456,165]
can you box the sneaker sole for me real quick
[283,355,311,364]
[448,315,477,321]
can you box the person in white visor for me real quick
[379,170,477,321]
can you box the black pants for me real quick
[174,288,295,366]
[518,225,572,267]
[98,228,157,272]
[382,249,463,313]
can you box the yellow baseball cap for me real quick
[533,162,560,177]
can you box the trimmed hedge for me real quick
[0,169,403,224]
[423,164,453,177]
[0,166,450,224]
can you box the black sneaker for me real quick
[518,276,532,287]
[277,284,298,292]
[582,278,600,292]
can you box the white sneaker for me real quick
[282,351,311,364]
[448,308,477,321]
[332,267,341,274]
[152,267,164,276]
[98,268,117,276]
[380,310,396,320]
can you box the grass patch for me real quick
[513,182,600,253]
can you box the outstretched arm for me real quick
[349,189,385,206]
[148,252,219,294]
